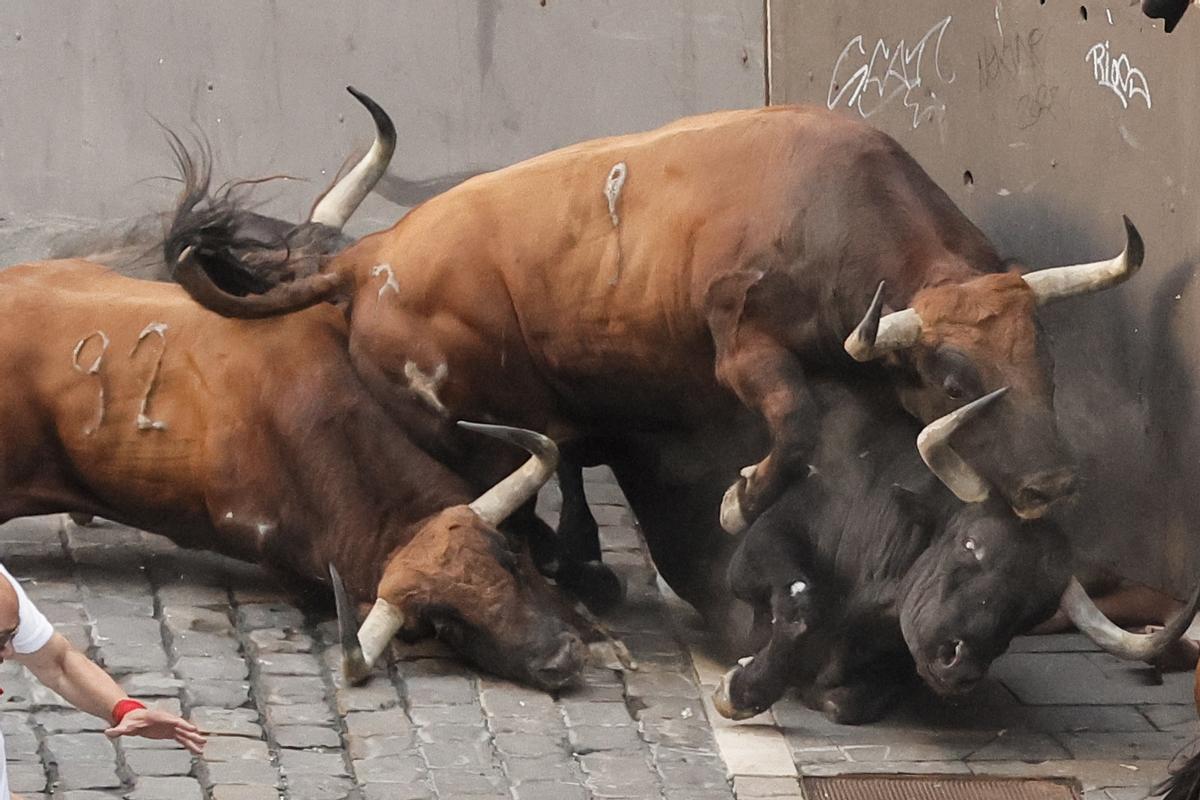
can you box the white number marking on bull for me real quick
[371,263,399,298]
[130,322,170,432]
[403,360,449,416]
[71,330,111,435]
[827,15,956,129]
[1085,41,1152,109]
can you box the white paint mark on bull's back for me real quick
[826,15,956,129]
[371,264,399,299]
[1085,40,1151,109]
[255,521,277,553]
[71,330,110,435]
[403,361,449,416]
[130,322,169,432]
[603,162,628,286]
[72,330,110,375]
[604,162,627,227]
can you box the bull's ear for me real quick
[889,484,937,530]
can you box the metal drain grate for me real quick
[801,775,1083,800]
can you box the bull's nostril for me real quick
[533,633,586,689]
[938,639,965,669]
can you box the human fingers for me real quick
[176,728,207,754]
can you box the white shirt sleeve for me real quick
[0,563,55,654]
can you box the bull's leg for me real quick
[505,501,623,614]
[712,581,816,719]
[706,272,817,534]
[607,433,757,654]
[805,650,916,726]
[806,679,909,726]
[556,457,601,563]
[554,441,627,612]
[712,337,814,534]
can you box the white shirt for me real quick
[0,563,55,800]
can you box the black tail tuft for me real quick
[1157,743,1200,800]
[161,132,309,298]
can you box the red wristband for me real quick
[111,698,146,725]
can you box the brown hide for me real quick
[327,107,1065,508]
[176,105,1120,617]
[0,259,580,686]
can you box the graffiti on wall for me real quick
[826,15,956,129]
[977,25,1044,91]
[1085,40,1152,109]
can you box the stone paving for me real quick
[0,467,1195,800]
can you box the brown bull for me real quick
[165,106,1142,617]
[0,260,585,690]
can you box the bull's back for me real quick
[350,106,885,419]
[0,260,343,530]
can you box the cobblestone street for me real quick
[0,467,1195,800]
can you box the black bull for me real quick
[714,376,1200,725]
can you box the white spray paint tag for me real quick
[130,322,170,431]
[604,162,627,227]
[403,361,449,415]
[371,264,400,298]
[72,331,111,435]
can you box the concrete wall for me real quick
[0,1,764,234]
[771,0,1200,593]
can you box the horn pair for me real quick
[331,421,559,684]
[845,217,1143,362]
[307,86,398,231]
[917,389,1200,665]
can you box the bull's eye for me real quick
[944,376,966,400]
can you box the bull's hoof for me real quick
[712,663,762,720]
[817,686,890,726]
[558,560,625,613]
[720,465,757,535]
[68,512,96,527]
[719,484,748,535]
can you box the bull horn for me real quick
[458,422,559,526]
[1060,576,1200,661]
[1022,216,1144,306]
[308,86,398,230]
[916,387,1009,502]
[844,281,923,362]
[330,563,405,685]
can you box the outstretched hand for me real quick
[105,707,206,754]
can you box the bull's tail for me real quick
[1157,745,1200,800]
[162,135,349,319]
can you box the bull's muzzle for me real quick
[528,632,587,691]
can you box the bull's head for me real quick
[331,423,586,691]
[898,500,1070,694]
[845,218,1144,519]
[899,395,1200,697]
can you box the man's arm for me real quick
[15,632,205,753]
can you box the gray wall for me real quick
[0,1,765,233]
[772,0,1200,594]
